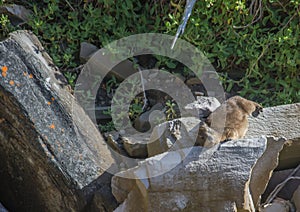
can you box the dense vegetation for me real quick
[0,0,299,107]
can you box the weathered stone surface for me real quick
[0,31,116,211]
[147,117,200,157]
[246,103,300,140]
[112,137,267,211]
[260,198,290,212]
[0,203,8,212]
[80,42,99,62]
[80,40,137,82]
[122,134,149,158]
[133,103,164,132]
[277,138,300,170]
[185,96,220,118]
[0,4,31,26]
[250,137,287,208]
[246,103,300,207]
[292,185,300,211]
[261,168,300,202]
[83,50,137,83]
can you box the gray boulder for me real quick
[113,137,267,211]
[0,30,117,211]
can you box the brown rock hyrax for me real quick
[197,96,263,147]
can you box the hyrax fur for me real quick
[197,96,263,147]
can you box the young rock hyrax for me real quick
[197,96,263,147]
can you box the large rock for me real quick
[0,31,116,211]
[249,137,287,208]
[246,103,300,140]
[246,103,300,207]
[112,103,300,211]
[112,137,267,211]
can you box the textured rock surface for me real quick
[260,199,290,212]
[147,117,200,157]
[250,137,287,207]
[0,31,116,211]
[246,103,300,140]
[133,103,164,132]
[0,203,8,212]
[122,134,149,158]
[112,137,267,211]
[0,4,31,26]
[80,41,99,62]
[246,103,300,206]
[184,96,220,118]
[262,168,300,202]
[292,185,300,211]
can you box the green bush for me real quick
[26,0,169,69]
[0,0,299,106]
[165,0,300,106]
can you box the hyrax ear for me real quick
[252,105,263,117]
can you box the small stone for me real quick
[0,4,32,26]
[185,77,202,86]
[122,134,150,158]
[194,91,204,96]
[147,117,200,157]
[80,42,99,62]
[185,96,220,118]
[261,198,291,212]
[133,103,164,132]
[106,134,121,153]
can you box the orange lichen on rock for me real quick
[29,73,33,79]
[1,66,8,77]
[49,124,55,129]
[47,101,51,105]
[9,80,15,86]
[1,66,8,72]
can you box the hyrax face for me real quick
[252,105,263,117]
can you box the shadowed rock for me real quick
[0,30,116,211]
